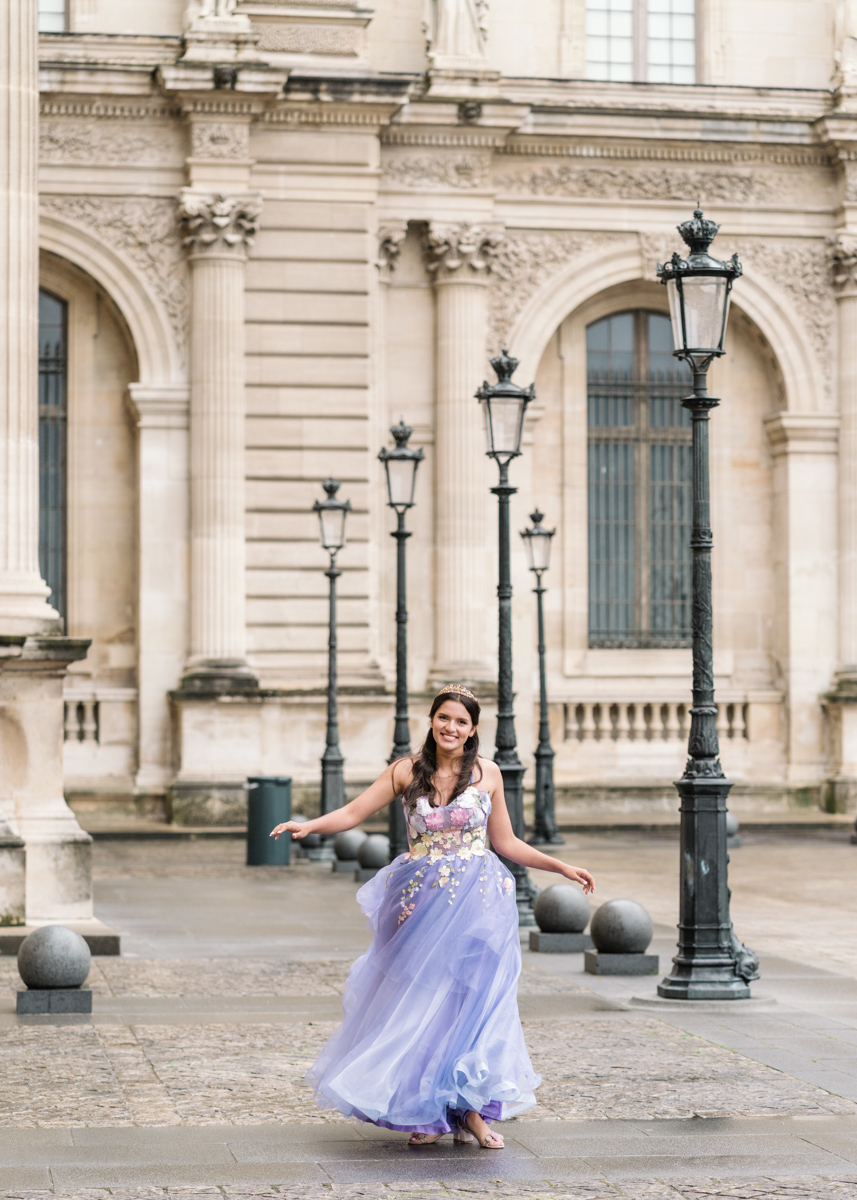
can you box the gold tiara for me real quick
[438,684,477,701]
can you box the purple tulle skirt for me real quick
[305,847,540,1134]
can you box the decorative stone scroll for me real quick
[833,232,857,296]
[180,193,261,254]
[382,152,492,191]
[423,222,503,280]
[376,222,409,274]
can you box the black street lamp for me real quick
[314,477,351,861]
[521,510,564,847]
[656,208,759,999]
[477,350,539,925]
[378,420,424,859]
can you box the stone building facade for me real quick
[15,0,857,826]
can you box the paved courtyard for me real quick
[1,830,857,1199]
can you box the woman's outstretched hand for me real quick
[560,864,595,894]
[270,821,314,841]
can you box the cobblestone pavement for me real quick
[3,1177,857,1198]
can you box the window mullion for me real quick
[634,0,648,81]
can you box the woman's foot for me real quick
[408,1132,444,1145]
[461,1111,504,1148]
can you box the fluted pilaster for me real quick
[425,223,502,684]
[0,0,57,632]
[835,237,857,671]
[181,192,260,688]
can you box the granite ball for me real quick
[334,829,368,861]
[358,834,390,869]
[726,812,740,837]
[590,899,653,954]
[18,926,91,990]
[534,883,591,934]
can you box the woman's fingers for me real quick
[566,866,595,893]
[269,822,309,840]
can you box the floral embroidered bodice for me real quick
[404,785,490,864]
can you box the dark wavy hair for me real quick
[401,690,482,808]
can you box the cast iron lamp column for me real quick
[476,351,539,925]
[656,209,759,1000]
[314,478,351,860]
[378,421,425,858]
[521,511,564,846]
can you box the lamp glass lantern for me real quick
[477,349,534,462]
[378,420,425,512]
[314,478,351,553]
[657,208,742,370]
[521,509,555,575]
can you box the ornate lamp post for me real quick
[313,478,351,860]
[378,421,424,858]
[520,510,564,846]
[476,350,539,925]
[656,208,758,999]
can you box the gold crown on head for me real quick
[438,684,477,701]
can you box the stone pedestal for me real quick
[585,950,660,976]
[529,931,593,953]
[425,223,501,685]
[0,637,94,923]
[17,987,92,1015]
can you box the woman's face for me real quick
[430,699,475,756]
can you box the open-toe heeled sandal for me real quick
[408,1132,444,1146]
[459,1112,504,1149]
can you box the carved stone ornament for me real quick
[487,230,630,352]
[833,232,857,295]
[497,162,817,206]
[40,121,180,167]
[180,193,262,254]
[834,0,857,89]
[190,122,250,161]
[39,195,189,364]
[376,222,409,273]
[423,222,502,280]
[382,152,491,191]
[734,237,836,400]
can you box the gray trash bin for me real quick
[247,776,292,866]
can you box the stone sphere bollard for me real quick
[529,883,593,953]
[18,925,91,989]
[584,899,658,976]
[334,829,368,861]
[357,834,390,869]
[535,884,590,933]
[726,811,742,847]
[590,899,653,953]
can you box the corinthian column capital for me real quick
[423,222,504,281]
[180,191,261,256]
[833,232,857,297]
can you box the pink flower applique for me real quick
[503,877,514,894]
[425,810,444,831]
[449,808,469,828]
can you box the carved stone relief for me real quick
[190,122,250,160]
[376,222,409,274]
[833,232,857,295]
[424,222,503,280]
[39,122,181,166]
[487,230,630,352]
[253,22,361,54]
[382,152,491,190]
[39,196,189,365]
[734,238,836,401]
[496,162,827,206]
[179,193,262,253]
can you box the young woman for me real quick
[271,684,595,1149]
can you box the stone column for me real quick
[180,192,260,692]
[425,223,501,685]
[826,238,857,811]
[0,0,57,633]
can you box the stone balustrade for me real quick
[564,701,749,743]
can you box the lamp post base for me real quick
[496,759,538,926]
[658,970,751,1001]
[527,831,565,847]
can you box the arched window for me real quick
[587,310,691,647]
[39,290,67,625]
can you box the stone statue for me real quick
[184,0,238,24]
[424,0,488,66]
[834,0,857,89]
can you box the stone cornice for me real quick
[498,139,832,168]
[764,412,840,455]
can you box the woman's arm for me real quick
[483,761,594,893]
[271,759,413,841]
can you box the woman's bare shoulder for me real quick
[390,755,418,793]
[475,756,502,787]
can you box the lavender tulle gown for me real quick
[306,784,540,1134]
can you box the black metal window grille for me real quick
[587,310,692,648]
[39,289,68,626]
